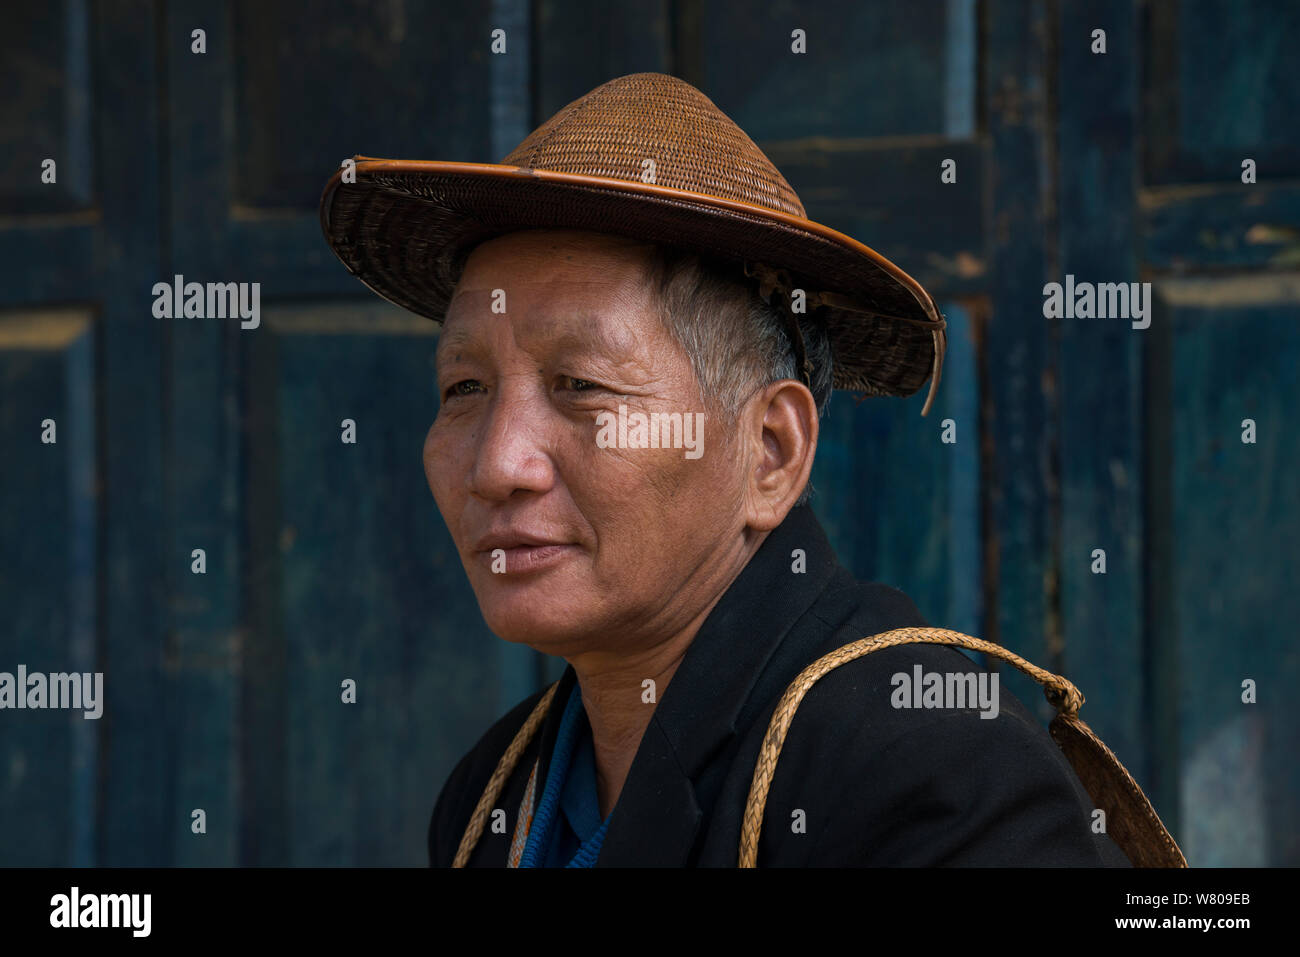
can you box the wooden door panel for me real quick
[0,1,165,866]
[1145,0,1300,187]
[1153,280,1300,865]
[1137,0,1300,864]
[0,312,96,866]
[249,305,513,865]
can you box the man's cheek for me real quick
[426,420,476,479]
[577,435,645,485]
[631,448,701,505]
[424,449,472,547]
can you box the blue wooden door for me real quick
[2,0,1295,866]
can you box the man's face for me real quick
[424,229,749,656]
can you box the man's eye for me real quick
[563,376,600,392]
[444,380,482,399]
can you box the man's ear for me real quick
[741,380,818,532]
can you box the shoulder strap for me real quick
[455,629,1187,868]
[452,682,559,868]
[738,627,1187,868]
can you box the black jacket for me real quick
[428,503,1131,866]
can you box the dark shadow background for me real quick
[1,0,1296,865]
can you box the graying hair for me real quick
[640,245,834,508]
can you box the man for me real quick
[321,72,1134,867]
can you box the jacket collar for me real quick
[529,504,846,866]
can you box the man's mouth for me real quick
[476,542,579,575]
[471,528,580,576]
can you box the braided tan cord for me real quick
[452,682,559,867]
[738,628,1083,867]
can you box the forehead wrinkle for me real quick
[434,320,640,395]
[540,314,641,366]
[438,261,664,376]
[507,284,658,371]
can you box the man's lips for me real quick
[472,532,580,575]
[475,542,580,575]
[473,531,570,551]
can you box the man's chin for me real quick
[473,578,591,648]
[483,614,587,653]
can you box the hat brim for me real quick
[320,157,945,412]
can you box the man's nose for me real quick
[467,386,557,501]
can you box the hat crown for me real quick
[502,72,806,219]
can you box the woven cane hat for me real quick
[320,71,946,415]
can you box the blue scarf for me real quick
[514,684,611,868]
